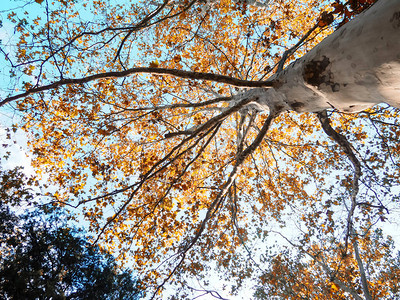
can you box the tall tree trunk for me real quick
[251,0,400,114]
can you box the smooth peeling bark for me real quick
[253,0,400,113]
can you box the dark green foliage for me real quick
[0,168,142,300]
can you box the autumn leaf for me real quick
[149,60,159,68]
[173,55,181,63]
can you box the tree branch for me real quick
[114,0,171,63]
[352,228,373,300]
[0,68,274,107]
[152,113,275,298]
[272,231,363,300]
[317,110,361,251]
[276,23,319,73]
[317,110,372,300]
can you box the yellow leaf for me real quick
[173,55,181,63]
[149,60,159,68]
[331,283,339,292]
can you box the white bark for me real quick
[353,236,372,300]
[253,0,400,113]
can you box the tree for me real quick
[253,229,400,299]
[1,0,400,298]
[0,168,142,300]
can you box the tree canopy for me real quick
[1,0,400,298]
[0,168,142,300]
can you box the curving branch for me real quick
[0,67,274,107]
[317,110,361,248]
[317,110,372,300]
